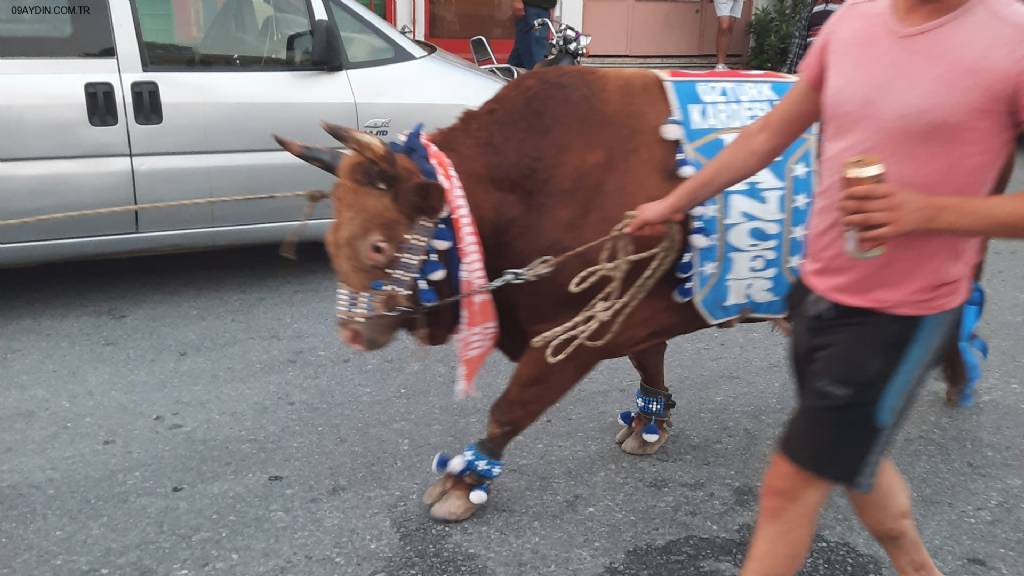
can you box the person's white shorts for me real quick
[714,0,743,18]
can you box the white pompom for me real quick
[688,234,711,249]
[446,454,467,475]
[676,164,697,178]
[642,431,661,443]
[429,238,453,251]
[659,122,685,141]
[468,488,489,505]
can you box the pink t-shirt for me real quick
[798,0,1024,315]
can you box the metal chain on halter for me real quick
[370,254,561,319]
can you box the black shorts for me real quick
[780,281,960,491]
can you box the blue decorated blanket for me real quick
[657,70,818,324]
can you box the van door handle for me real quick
[131,81,163,126]
[84,82,119,127]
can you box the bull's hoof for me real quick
[614,425,633,445]
[427,478,479,522]
[422,475,453,507]
[619,421,669,455]
[422,475,481,522]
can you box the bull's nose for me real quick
[338,323,367,352]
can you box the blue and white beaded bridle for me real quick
[334,213,455,323]
[334,127,457,324]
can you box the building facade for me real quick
[361,0,755,61]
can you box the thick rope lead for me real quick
[530,215,683,364]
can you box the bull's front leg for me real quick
[423,348,600,522]
[616,341,674,455]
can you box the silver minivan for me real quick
[0,0,503,267]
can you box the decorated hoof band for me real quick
[616,384,676,444]
[431,443,504,506]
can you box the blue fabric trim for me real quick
[388,124,437,182]
[957,281,988,407]
[460,443,504,480]
[389,125,462,305]
[875,310,958,428]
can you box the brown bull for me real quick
[274,66,987,522]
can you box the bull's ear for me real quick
[273,135,345,176]
[321,121,395,169]
[395,180,446,222]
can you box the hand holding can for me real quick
[843,156,887,259]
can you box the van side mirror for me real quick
[311,19,343,70]
[286,30,314,66]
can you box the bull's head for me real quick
[274,123,447,351]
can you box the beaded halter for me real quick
[334,126,457,323]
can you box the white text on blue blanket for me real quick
[722,167,787,306]
[688,82,781,130]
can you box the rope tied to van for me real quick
[0,190,330,260]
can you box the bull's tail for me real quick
[940,322,967,406]
[941,282,989,407]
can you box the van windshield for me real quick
[345,0,425,58]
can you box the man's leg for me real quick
[507,15,528,68]
[739,452,834,576]
[745,284,960,575]
[846,458,942,576]
[524,5,551,68]
[716,15,736,67]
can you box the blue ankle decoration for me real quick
[616,384,676,443]
[431,442,504,505]
[957,281,988,407]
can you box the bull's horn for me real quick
[321,121,394,168]
[273,134,345,177]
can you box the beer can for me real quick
[843,155,887,259]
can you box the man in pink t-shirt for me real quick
[628,0,1024,573]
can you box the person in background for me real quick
[713,0,745,70]
[784,0,846,73]
[508,0,555,69]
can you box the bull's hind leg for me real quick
[425,348,600,522]
[618,341,674,455]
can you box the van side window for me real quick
[327,0,404,68]
[0,0,115,57]
[131,0,317,69]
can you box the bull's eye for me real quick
[365,238,393,267]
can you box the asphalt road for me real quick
[2,157,1022,576]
